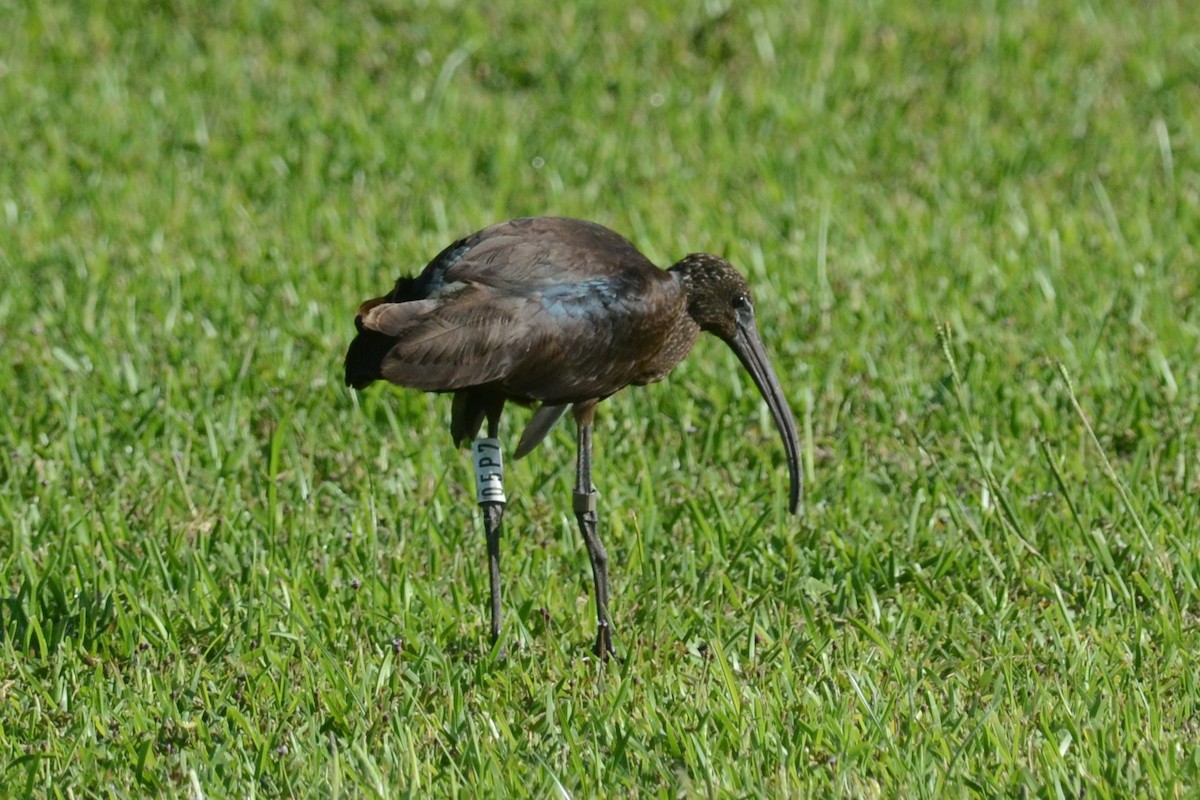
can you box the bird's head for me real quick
[670,253,804,514]
[672,254,753,340]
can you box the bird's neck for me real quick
[666,258,695,289]
[667,259,703,317]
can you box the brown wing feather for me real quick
[360,283,541,392]
[347,217,694,401]
[437,218,660,290]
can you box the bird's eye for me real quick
[731,293,751,310]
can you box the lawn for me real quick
[2,0,1199,796]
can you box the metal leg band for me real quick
[573,490,597,514]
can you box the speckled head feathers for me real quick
[669,253,753,341]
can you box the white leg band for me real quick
[472,437,506,504]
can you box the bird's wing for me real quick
[426,217,660,293]
[363,278,681,397]
[357,217,687,399]
[362,286,531,391]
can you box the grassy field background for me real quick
[3,0,1199,795]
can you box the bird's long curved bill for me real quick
[729,320,803,514]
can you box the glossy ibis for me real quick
[344,216,801,658]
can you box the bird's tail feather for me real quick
[514,403,569,459]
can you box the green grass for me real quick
[3,0,1200,795]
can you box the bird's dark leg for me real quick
[472,409,507,651]
[573,402,615,659]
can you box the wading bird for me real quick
[344,217,801,658]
